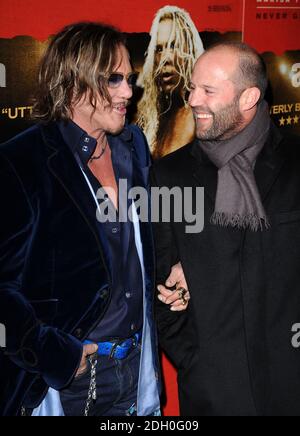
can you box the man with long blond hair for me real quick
[0,22,187,416]
[137,6,204,159]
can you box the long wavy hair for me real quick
[136,6,204,151]
[32,22,126,122]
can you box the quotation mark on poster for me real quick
[1,106,33,119]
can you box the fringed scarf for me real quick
[198,101,271,231]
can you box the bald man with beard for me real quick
[152,42,300,416]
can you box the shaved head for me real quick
[204,42,268,100]
[189,42,267,140]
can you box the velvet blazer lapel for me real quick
[41,122,111,280]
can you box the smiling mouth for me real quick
[195,113,213,120]
[112,103,128,115]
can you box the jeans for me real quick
[60,344,141,416]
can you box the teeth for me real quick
[196,113,212,119]
[114,104,125,110]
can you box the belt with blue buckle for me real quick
[83,330,142,360]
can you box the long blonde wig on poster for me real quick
[136,6,204,151]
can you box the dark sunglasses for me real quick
[106,72,138,89]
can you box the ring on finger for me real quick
[177,287,187,299]
[181,297,188,306]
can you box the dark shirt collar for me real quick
[58,119,133,166]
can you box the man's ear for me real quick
[239,87,261,112]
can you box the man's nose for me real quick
[188,88,204,108]
[119,79,133,100]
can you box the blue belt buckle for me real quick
[84,330,142,360]
[110,340,126,360]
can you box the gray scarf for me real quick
[198,100,271,232]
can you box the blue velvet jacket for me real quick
[0,122,160,416]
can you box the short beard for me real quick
[197,95,244,141]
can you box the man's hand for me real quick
[75,343,98,378]
[157,262,190,312]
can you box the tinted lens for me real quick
[108,73,123,88]
[127,73,138,87]
[107,72,138,88]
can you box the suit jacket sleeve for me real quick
[0,152,83,390]
[151,165,196,370]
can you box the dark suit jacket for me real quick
[152,124,300,416]
[0,121,156,416]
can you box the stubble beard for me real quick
[197,96,245,142]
